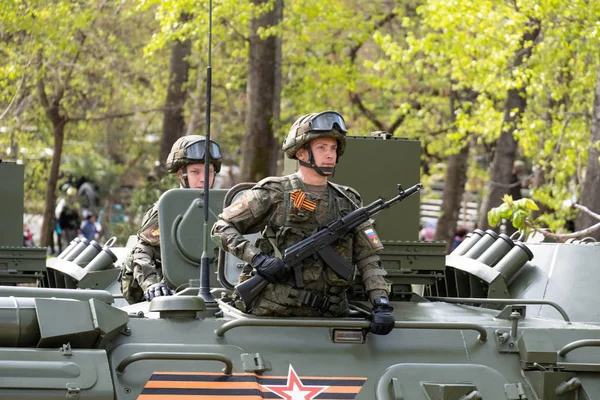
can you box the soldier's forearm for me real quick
[358,258,389,302]
[212,220,261,264]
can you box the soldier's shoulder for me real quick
[254,174,296,191]
[330,182,362,202]
[137,202,160,245]
[142,202,159,220]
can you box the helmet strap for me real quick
[298,146,335,177]
[181,166,191,189]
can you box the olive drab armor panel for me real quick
[157,188,229,290]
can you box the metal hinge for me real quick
[66,383,80,399]
[61,343,72,357]
[241,353,271,373]
[504,383,528,399]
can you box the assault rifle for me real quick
[236,182,423,306]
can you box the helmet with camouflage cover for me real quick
[165,135,222,174]
[282,111,347,160]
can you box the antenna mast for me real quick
[199,0,215,306]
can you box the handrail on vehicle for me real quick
[117,352,233,374]
[558,340,600,358]
[214,318,487,341]
[426,297,571,323]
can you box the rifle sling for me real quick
[288,287,331,309]
[263,226,282,259]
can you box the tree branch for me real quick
[55,31,86,103]
[70,107,176,122]
[346,12,399,132]
[348,91,386,131]
[523,203,600,241]
[348,12,397,62]
[526,220,600,241]
[388,114,406,134]
[0,59,31,122]
[553,112,573,155]
[36,51,50,110]
[573,203,600,221]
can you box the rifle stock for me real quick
[236,274,269,305]
[235,182,423,307]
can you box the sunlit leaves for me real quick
[489,196,539,231]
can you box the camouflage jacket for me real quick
[212,173,389,316]
[121,203,164,304]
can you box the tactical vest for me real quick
[248,174,360,316]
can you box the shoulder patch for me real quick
[138,202,160,245]
[362,227,384,251]
[222,196,249,220]
[139,220,160,246]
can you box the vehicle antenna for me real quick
[200,0,215,306]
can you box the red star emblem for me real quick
[262,365,328,400]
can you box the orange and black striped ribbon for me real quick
[290,190,317,212]
[137,371,367,399]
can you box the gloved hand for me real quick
[145,282,174,301]
[370,297,395,335]
[251,253,290,283]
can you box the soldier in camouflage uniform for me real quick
[121,135,222,304]
[212,111,395,335]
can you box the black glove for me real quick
[145,282,174,301]
[251,253,290,283]
[370,297,395,335]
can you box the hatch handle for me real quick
[558,339,600,358]
[117,352,233,374]
[215,319,487,341]
[391,377,404,399]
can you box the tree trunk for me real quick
[240,0,283,182]
[576,61,600,239]
[156,14,192,175]
[38,76,69,248]
[435,144,470,250]
[436,89,475,251]
[477,21,541,231]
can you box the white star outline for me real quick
[261,364,329,400]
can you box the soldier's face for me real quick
[178,163,215,189]
[298,137,338,168]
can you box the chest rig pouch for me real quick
[271,175,359,290]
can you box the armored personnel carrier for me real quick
[2,137,600,399]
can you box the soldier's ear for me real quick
[175,169,184,184]
[296,148,307,161]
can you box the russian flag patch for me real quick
[363,228,380,246]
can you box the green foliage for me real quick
[1,0,165,215]
[3,0,600,240]
[488,195,539,232]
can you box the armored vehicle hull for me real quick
[4,136,600,399]
[1,288,598,399]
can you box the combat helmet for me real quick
[282,111,347,160]
[165,135,222,174]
